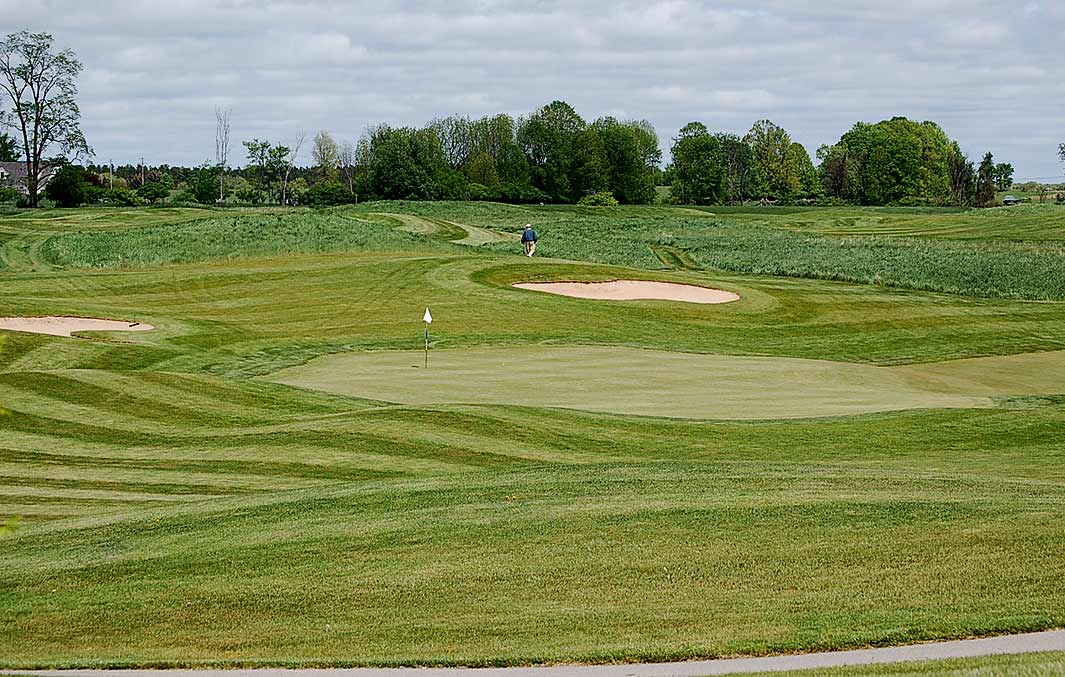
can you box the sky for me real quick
[3,0,1063,180]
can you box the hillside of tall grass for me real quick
[20,200,1065,300]
[37,212,454,268]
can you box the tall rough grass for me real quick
[39,213,453,267]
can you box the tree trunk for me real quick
[26,158,37,208]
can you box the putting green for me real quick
[268,346,1065,419]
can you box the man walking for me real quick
[521,223,538,257]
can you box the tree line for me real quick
[3,30,1057,211]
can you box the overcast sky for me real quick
[4,0,1063,179]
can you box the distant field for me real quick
[2,202,1064,667]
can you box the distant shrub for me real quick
[44,164,89,207]
[466,182,492,201]
[577,191,619,207]
[0,186,20,203]
[99,188,139,206]
[235,186,263,205]
[191,165,221,204]
[137,180,170,204]
[496,183,549,204]
[305,181,353,206]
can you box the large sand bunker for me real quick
[0,317,154,338]
[514,280,740,304]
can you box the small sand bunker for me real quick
[0,317,154,338]
[513,280,740,304]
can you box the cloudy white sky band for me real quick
[4,0,1063,179]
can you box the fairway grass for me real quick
[5,462,1065,666]
[732,651,1065,676]
[268,345,1024,419]
[2,203,1065,667]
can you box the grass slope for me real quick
[5,461,1065,665]
[1,203,1064,667]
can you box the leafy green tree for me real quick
[669,122,725,205]
[992,162,1014,191]
[464,151,500,187]
[789,143,821,198]
[948,144,975,207]
[43,163,88,207]
[627,120,663,174]
[312,130,339,181]
[235,184,262,205]
[975,152,997,207]
[243,139,290,203]
[821,117,958,205]
[0,31,91,207]
[0,131,17,161]
[429,115,474,169]
[136,174,172,204]
[817,144,851,200]
[714,133,753,204]
[434,114,530,196]
[517,100,586,202]
[568,127,609,200]
[190,164,221,203]
[286,177,309,205]
[361,125,449,200]
[591,117,657,204]
[745,119,800,200]
[496,142,531,185]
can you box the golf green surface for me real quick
[270,345,1065,419]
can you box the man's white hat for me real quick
[525,223,531,228]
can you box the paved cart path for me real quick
[10,629,1065,677]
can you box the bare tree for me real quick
[338,140,355,194]
[214,106,231,202]
[0,31,90,207]
[280,132,305,205]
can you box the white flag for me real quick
[423,307,433,324]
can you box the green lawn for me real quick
[730,651,1065,676]
[1,203,1064,667]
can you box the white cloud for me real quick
[0,0,1060,178]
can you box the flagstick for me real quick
[422,307,433,368]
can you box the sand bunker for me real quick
[0,317,154,338]
[514,280,740,304]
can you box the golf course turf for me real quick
[1,202,1064,667]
